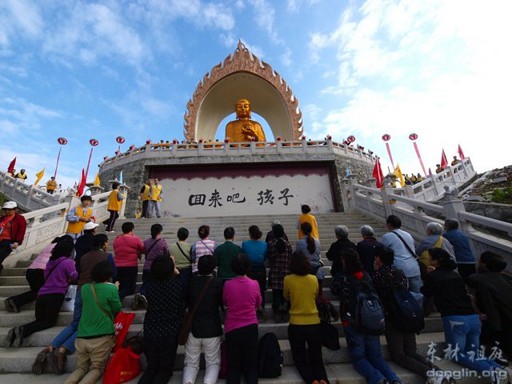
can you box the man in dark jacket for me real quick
[214,227,242,281]
[326,225,357,277]
[356,225,383,275]
[467,251,512,359]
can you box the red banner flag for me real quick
[7,157,16,174]
[76,169,87,197]
[457,144,465,160]
[440,149,448,169]
[372,158,384,188]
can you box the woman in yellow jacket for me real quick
[284,252,329,384]
[105,183,124,232]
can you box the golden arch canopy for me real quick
[184,41,303,142]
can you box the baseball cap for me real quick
[84,222,99,231]
[2,201,17,209]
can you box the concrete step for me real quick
[0,359,495,384]
[0,331,448,373]
[0,314,446,346]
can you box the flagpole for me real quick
[85,147,93,183]
[85,139,99,183]
[381,134,395,170]
[409,133,427,176]
[54,137,68,179]
[54,146,62,179]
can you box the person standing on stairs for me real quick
[113,222,145,303]
[65,195,94,241]
[0,201,27,275]
[105,182,124,233]
[297,204,319,240]
[242,225,268,321]
[132,223,170,310]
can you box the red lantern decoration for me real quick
[89,139,99,146]
[116,136,125,144]
[57,137,68,145]
[146,139,151,144]
[382,134,391,141]
[347,135,356,143]
[409,133,418,141]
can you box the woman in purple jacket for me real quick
[7,236,78,347]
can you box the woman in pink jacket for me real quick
[112,222,144,302]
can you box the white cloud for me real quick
[0,0,43,45]
[280,48,292,67]
[42,3,147,67]
[248,0,281,43]
[305,0,512,173]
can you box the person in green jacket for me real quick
[214,227,242,281]
[64,261,121,384]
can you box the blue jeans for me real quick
[51,290,82,353]
[442,314,501,373]
[140,269,153,296]
[407,275,423,293]
[344,325,401,384]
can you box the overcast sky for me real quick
[1,0,511,187]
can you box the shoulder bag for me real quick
[177,276,213,345]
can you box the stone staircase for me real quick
[0,212,484,383]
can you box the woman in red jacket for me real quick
[112,222,144,302]
[0,201,27,274]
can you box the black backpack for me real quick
[257,332,283,378]
[388,289,425,334]
[352,277,386,335]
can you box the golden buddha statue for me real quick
[225,98,267,143]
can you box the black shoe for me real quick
[15,326,24,347]
[7,327,16,347]
[328,303,340,322]
[5,298,20,313]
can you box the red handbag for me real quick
[102,346,141,384]
[113,312,135,352]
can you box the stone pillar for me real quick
[88,186,105,196]
[119,185,130,219]
[340,175,357,211]
[380,185,395,218]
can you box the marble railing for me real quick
[98,139,377,172]
[2,190,115,268]
[342,177,512,271]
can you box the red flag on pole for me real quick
[76,169,87,197]
[440,149,448,169]
[7,157,16,174]
[372,158,384,188]
[458,144,465,160]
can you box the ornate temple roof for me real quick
[183,41,303,142]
